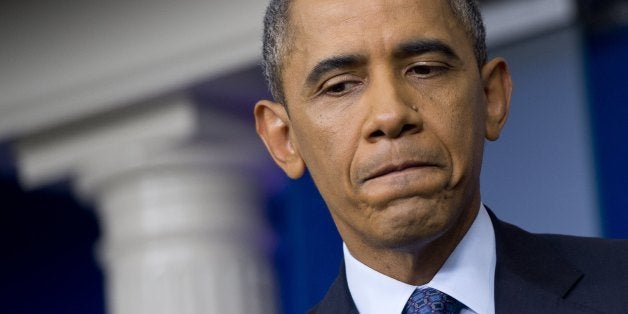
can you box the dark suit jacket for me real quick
[310,210,628,313]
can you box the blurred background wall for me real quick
[0,0,626,313]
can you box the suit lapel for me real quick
[309,263,358,314]
[488,210,599,313]
[313,209,600,313]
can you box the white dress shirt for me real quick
[344,204,496,314]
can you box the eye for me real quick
[407,63,449,78]
[321,80,360,97]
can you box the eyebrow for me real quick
[305,54,366,87]
[303,39,458,88]
[393,39,459,60]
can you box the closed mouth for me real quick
[363,161,440,183]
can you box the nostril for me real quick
[370,130,386,138]
[401,124,417,134]
[368,124,418,139]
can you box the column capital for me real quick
[14,94,267,196]
[14,94,278,314]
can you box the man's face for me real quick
[256,0,510,252]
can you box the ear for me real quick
[254,100,306,179]
[481,57,512,141]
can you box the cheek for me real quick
[428,83,486,183]
[300,130,364,219]
[294,111,360,184]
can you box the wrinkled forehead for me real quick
[291,0,466,52]
[282,0,472,74]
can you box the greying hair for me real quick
[261,0,487,105]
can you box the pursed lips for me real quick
[362,160,441,183]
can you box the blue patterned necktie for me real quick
[402,287,464,314]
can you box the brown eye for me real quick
[323,81,359,96]
[329,82,349,93]
[407,64,449,78]
[412,66,433,75]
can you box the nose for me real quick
[362,74,423,142]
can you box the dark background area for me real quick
[0,147,104,314]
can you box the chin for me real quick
[373,229,445,252]
[370,208,454,250]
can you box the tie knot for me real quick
[403,287,464,314]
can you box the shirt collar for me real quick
[344,204,496,314]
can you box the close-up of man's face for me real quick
[256,0,511,255]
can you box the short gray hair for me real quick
[261,0,487,105]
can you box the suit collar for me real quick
[309,263,358,314]
[487,209,597,313]
[312,209,595,313]
[344,206,496,314]
[488,209,582,296]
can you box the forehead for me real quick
[290,0,466,52]
[290,0,452,27]
[286,0,469,60]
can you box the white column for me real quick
[15,96,276,314]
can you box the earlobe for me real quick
[481,57,512,141]
[254,100,306,179]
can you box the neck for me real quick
[345,199,480,285]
